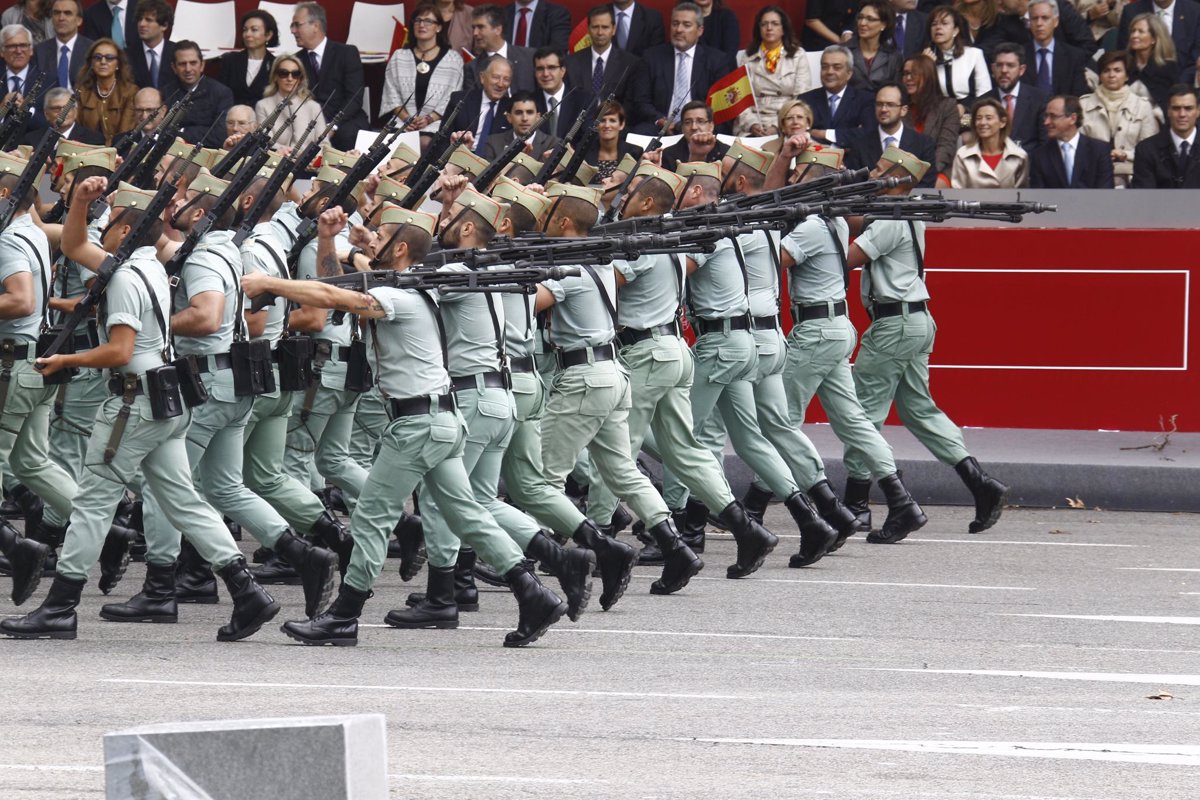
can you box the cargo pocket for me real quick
[580,374,617,416]
[646,346,683,387]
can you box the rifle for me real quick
[470,104,558,191]
[129,92,196,189]
[397,133,459,209]
[596,205,815,238]
[0,74,45,152]
[532,98,592,185]
[404,91,462,190]
[824,196,1057,224]
[601,106,680,223]
[0,95,77,232]
[210,85,310,179]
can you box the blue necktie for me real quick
[592,56,604,97]
[149,49,159,88]
[111,3,124,49]
[475,101,495,154]
[895,14,905,52]
[1038,48,1051,92]
[58,44,69,89]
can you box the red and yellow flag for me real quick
[707,65,755,126]
[390,16,408,56]
[568,18,592,53]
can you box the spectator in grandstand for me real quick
[1127,12,1181,110]
[501,0,571,50]
[695,0,740,59]
[1131,83,1200,186]
[1022,0,1091,98]
[256,53,327,151]
[24,85,102,143]
[1076,0,1126,45]
[842,82,938,186]
[655,99,728,170]
[33,0,89,91]
[984,42,1049,149]
[75,37,136,144]
[610,0,666,58]
[435,0,475,52]
[381,1,464,134]
[954,0,1006,61]
[640,2,734,134]
[951,96,1029,186]
[2,0,52,45]
[1029,93,1114,186]
[924,5,991,108]
[1118,0,1199,66]
[800,44,876,142]
[847,0,902,92]
[126,0,176,98]
[763,98,813,174]
[901,54,959,184]
[1081,50,1160,187]
[584,99,642,182]
[465,3,536,92]
[803,0,859,52]
[216,9,278,107]
[891,0,929,58]
[734,5,812,137]
[292,1,368,150]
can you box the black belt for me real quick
[388,393,456,418]
[509,355,536,373]
[695,315,751,335]
[450,371,509,392]
[794,300,848,322]
[751,314,781,331]
[0,342,29,359]
[107,376,144,396]
[72,331,95,350]
[873,300,927,318]
[616,322,679,347]
[195,352,233,373]
[557,343,615,368]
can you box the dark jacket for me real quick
[483,128,558,162]
[610,2,665,57]
[1131,58,1182,111]
[440,89,514,138]
[502,1,572,49]
[639,42,734,132]
[127,40,179,99]
[565,46,646,122]
[82,0,139,49]
[843,125,939,188]
[985,83,1050,150]
[1029,132,1114,188]
[893,10,929,58]
[1022,41,1091,98]
[464,46,538,95]
[800,84,876,137]
[176,77,235,147]
[33,35,93,90]
[659,137,728,172]
[300,39,369,151]
[1119,0,1200,64]
[535,86,587,139]
[699,6,740,59]
[1131,129,1200,187]
[22,121,104,146]
[216,49,275,108]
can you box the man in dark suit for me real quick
[483,90,558,160]
[291,1,367,151]
[112,86,164,153]
[533,46,585,139]
[890,0,929,58]
[565,7,645,120]
[1022,1,1090,97]
[800,45,876,143]
[1118,0,1200,64]
[465,4,536,93]
[441,56,514,152]
[82,0,138,51]
[637,3,734,134]
[1132,85,1200,186]
[502,0,571,50]
[1029,94,1114,187]
[988,42,1049,149]
[22,87,103,145]
[612,0,665,57]
[170,40,234,147]
[1,25,51,132]
[997,0,1097,53]
[34,0,91,92]
[842,83,938,187]
[656,100,729,170]
[126,0,178,98]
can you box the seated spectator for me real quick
[23,85,101,143]
[1081,50,1159,186]
[735,5,812,137]
[217,10,278,107]
[2,23,48,108]
[1127,12,1180,110]
[583,98,641,181]
[612,0,666,58]
[483,88,558,159]
[81,0,135,49]
[994,0,1098,52]
[924,6,991,107]
[1077,0,1126,45]
[2,0,51,45]
[465,3,535,92]
[902,54,959,184]
[441,54,514,149]
[1022,0,1090,98]
[985,42,1049,149]
[803,0,858,52]
[892,0,930,58]
[954,0,1005,61]
[256,54,326,152]
[763,98,813,175]
[565,7,645,121]
[435,0,476,52]
[800,44,877,143]
[34,0,90,91]
[1029,93,1114,186]
[640,3,735,134]
[848,1,902,92]
[1132,83,1200,186]
[126,0,178,100]
[656,99,728,170]
[951,96,1029,186]
[1118,0,1199,67]
[381,1,464,134]
[171,39,233,147]
[502,0,571,50]
[225,104,256,139]
[842,81,939,185]
[112,84,162,152]
[695,0,740,59]
[534,46,584,139]
[292,1,368,150]
[74,37,136,144]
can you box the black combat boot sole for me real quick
[280,621,359,646]
[176,593,220,604]
[249,569,302,586]
[405,593,479,612]
[867,512,928,544]
[969,484,1009,534]
[650,553,704,595]
[503,600,566,648]
[382,611,460,630]
[216,601,281,642]
[472,560,510,587]
[9,539,49,606]
[99,609,178,623]
[726,530,778,579]
[0,626,76,640]
[598,546,636,611]
[559,550,596,622]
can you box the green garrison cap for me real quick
[63,147,117,175]
[633,163,686,199]
[315,164,347,185]
[880,145,930,181]
[189,167,230,197]
[455,186,505,229]
[490,177,552,219]
[795,146,845,169]
[375,175,410,204]
[322,144,360,170]
[390,141,419,166]
[55,139,104,162]
[380,206,438,237]
[726,139,772,176]
[676,160,721,180]
[112,181,157,210]
[448,145,488,176]
[545,182,602,213]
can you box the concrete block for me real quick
[104,714,387,800]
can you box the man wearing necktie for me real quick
[1132,85,1200,186]
[290,2,368,150]
[1023,1,1090,98]
[0,27,39,107]
[504,0,571,50]
[81,0,136,50]
[610,0,666,57]
[34,0,92,92]
[641,3,734,134]
[1030,94,1114,187]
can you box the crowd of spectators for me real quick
[3,0,1197,187]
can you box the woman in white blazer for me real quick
[925,5,991,112]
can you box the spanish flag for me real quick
[568,18,592,53]
[390,16,408,56]
[707,65,755,126]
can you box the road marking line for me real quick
[857,668,1200,686]
[389,774,608,785]
[1118,567,1200,572]
[672,738,1200,766]
[99,678,750,700]
[627,575,1036,591]
[956,703,1200,718]
[1000,614,1200,625]
[0,764,104,773]
[906,539,1135,547]
[360,624,853,642]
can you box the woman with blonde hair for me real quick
[1126,12,1179,110]
[256,54,327,151]
[951,97,1028,187]
[735,5,811,137]
[75,38,137,145]
[763,99,813,174]
[1081,50,1160,187]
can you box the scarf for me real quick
[1094,83,1131,120]
[762,44,782,74]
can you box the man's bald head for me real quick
[226,105,257,137]
[133,87,166,132]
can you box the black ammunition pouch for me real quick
[232,338,275,397]
[341,340,373,393]
[145,365,183,420]
[276,335,315,392]
[171,354,209,408]
[37,327,77,385]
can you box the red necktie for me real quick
[1004,93,1015,120]
[516,7,530,47]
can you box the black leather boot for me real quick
[955,456,1009,533]
[310,511,353,575]
[635,517,665,566]
[564,472,588,504]
[717,500,778,579]
[786,492,838,567]
[98,523,138,595]
[503,562,566,648]
[473,557,510,587]
[175,539,219,603]
[0,519,48,605]
[127,500,146,563]
[572,520,636,611]
[843,477,873,532]
[808,479,859,552]
[525,531,594,621]
[1,573,84,639]
[251,550,300,585]
[251,546,271,564]
[9,484,44,538]
[868,474,928,544]
[113,493,137,528]
[0,487,20,518]
[273,530,339,618]
[405,548,481,610]
[385,565,458,629]
[392,512,426,581]
[281,582,369,646]
[742,483,773,525]
[100,561,178,623]
[679,498,708,553]
[215,558,280,642]
[609,503,633,536]
[647,518,703,595]
[224,515,243,542]
[323,485,350,515]
[31,521,67,576]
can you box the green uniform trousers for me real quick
[541,358,669,527]
[48,369,107,482]
[418,385,539,568]
[244,378,328,533]
[499,370,587,537]
[588,335,734,524]
[0,358,77,526]
[783,313,897,480]
[57,395,240,578]
[662,329,798,509]
[348,388,387,472]
[344,402,525,593]
[846,311,968,479]
[536,347,592,491]
[284,383,366,509]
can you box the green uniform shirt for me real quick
[736,230,782,318]
[781,216,849,304]
[103,247,171,377]
[614,253,684,329]
[855,219,931,306]
[542,264,616,350]
[58,208,108,299]
[0,215,50,343]
[366,285,450,398]
[173,230,242,357]
[688,236,749,319]
[240,221,289,346]
[436,263,507,377]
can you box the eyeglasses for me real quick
[276,68,303,79]
[1043,112,1069,119]
[3,43,30,51]
[875,101,902,108]
[91,53,119,62]
[857,14,882,21]
[413,17,439,25]
[289,19,315,29]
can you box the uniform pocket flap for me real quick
[475,399,512,419]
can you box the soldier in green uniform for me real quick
[244,206,568,648]
[534,183,703,596]
[2,179,279,640]
[844,146,1007,539]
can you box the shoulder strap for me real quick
[207,248,247,343]
[127,263,175,362]
[415,288,449,373]
[580,263,618,328]
[12,231,50,331]
[906,220,924,280]
[820,216,851,292]
[466,265,508,371]
[761,229,782,303]
[728,236,751,299]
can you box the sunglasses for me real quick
[276,68,303,79]
[92,53,119,62]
